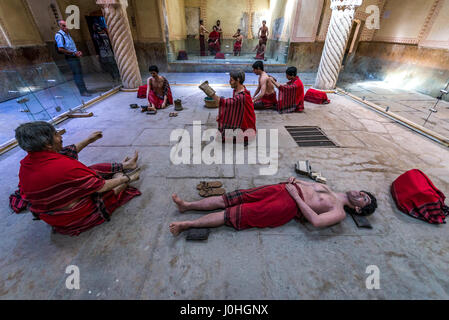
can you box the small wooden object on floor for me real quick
[67,112,94,118]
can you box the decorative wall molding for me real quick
[372,0,443,46]
[247,0,254,39]
[418,0,442,43]
[360,0,385,42]
[372,37,419,45]
[291,0,324,43]
[419,39,449,50]
[371,0,387,42]
[417,0,447,49]
[200,0,207,25]
[354,10,368,20]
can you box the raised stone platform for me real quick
[167,54,287,73]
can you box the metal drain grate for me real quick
[285,126,338,148]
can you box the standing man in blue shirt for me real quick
[55,20,91,97]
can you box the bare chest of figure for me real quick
[295,181,336,214]
[151,77,164,96]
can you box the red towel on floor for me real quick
[277,76,304,113]
[391,169,448,224]
[137,85,147,98]
[304,88,330,104]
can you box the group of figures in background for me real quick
[199,19,269,60]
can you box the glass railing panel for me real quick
[0,69,52,144]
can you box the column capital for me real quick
[330,0,362,11]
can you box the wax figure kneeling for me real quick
[10,122,141,236]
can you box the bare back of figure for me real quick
[260,72,275,95]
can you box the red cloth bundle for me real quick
[304,88,330,104]
[137,85,147,98]
[391,169,448,224]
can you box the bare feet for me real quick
[172,193,189,213]
[123,151,139,170]
[128,168,141,182]
[169,221,191,236]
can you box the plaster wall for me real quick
[0,0,44,47]
[166,0,187,40]
[374,0,434,44]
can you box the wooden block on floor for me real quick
[67,112,94,118]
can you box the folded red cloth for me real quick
[391,169,448,224]
[215,52,225,59]
[137,85,147,99]
[304,88,330,104]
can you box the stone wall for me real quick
[287,42,325,72]
[342,42,449,100]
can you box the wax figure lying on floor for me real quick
[146,65,173,111]
[201,70,257,143]
[10,122,141,236]
[169,178,377,236]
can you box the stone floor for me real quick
[339,80,449,138]
[1,76,449,300]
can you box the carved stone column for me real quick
[314,0,362,90]
[96,0,142,90]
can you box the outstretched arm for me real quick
[269,76,281,89]
[75,131,103,153]
[285,184,345,228]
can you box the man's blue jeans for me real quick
[65,56,88,94]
